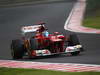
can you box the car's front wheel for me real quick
[71,51,80,56]
[68,34,80,46]
[11,39,25,59]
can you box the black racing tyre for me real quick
[30,38,38,50]
[80,47,85,52]
[11,39,24,59]
[71,51,80,56]
[68,34,80,46]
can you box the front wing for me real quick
[30,45,82,56]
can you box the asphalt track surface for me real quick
[0,0,100,65]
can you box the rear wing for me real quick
[21,25,42,33]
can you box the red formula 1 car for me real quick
[11,23,83,59]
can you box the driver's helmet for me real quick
[43,30,49,37]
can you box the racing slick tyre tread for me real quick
[11,39,25,59]
[68,34,80,46]
[30,38,38,50]
[71,51,80,56]
[68,34,85,52]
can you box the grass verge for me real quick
[0,67,100,75]
[83,0,100,29]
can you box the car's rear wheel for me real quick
[30,38,39,50]
[11,39,25,59]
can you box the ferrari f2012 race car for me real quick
[11,22,83,59]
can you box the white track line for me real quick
[64,0,100,34]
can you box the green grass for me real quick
[0,67,100,75]
[83,0,100,29]
[83,12,100,29]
